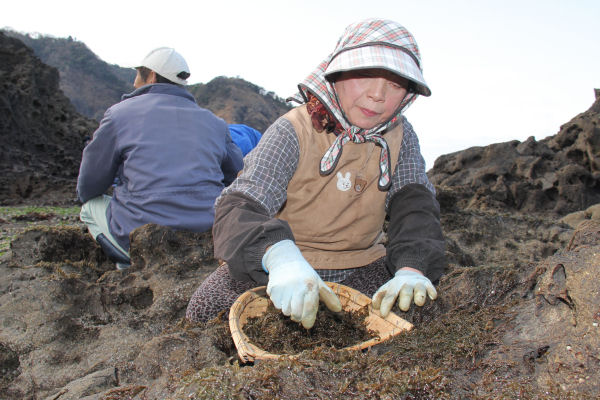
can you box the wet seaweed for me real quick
[243,301,376,354]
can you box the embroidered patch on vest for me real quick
[354,177,367,193]
[336,171,351,191]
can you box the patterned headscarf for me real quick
[289,18,430,190]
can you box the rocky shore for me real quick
[1,31,599,399]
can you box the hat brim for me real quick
[324,45,431,97]
[130,65,188,85]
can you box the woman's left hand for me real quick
[371,268,437,317]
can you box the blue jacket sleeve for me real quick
[76,110,121,203]
[221,129,244,187]
[228,124,262,156]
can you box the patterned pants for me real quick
[185,257,393,323]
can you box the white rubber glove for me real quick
[262,240,342,329]
[372,269,437,317]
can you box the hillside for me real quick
[2,30,291,131]
[188,76,290,133]
[4,30,136,121]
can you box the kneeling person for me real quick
[77,47,243,269]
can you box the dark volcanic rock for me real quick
[440,206,572,269]
[0,32,98,206]
[429,96,600,215]
[3,30,136,121]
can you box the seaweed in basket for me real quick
[243,301,379,354]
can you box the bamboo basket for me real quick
[229,282,413,363]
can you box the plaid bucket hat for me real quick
[325,43,431,97]
[290,18,430,113]
[324,18,430,96]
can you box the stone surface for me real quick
[429,97,600,216]
[0,32,98,206]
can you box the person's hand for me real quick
[262,240,342,329]
[372,269,437,317]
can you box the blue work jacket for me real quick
[77,83,243,250]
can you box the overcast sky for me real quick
[3,0,600,168]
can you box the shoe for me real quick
[95,234,131,265]
[116,262,131,271]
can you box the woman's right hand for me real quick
[262,240,342,329]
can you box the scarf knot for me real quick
[306,92,392,191]
[320,126,392,191]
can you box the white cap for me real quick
[137,47,190,85]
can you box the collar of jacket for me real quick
[120,83,195,103]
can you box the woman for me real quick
[187,18,446,329]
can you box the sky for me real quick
[3,0,600,169]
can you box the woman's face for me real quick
[334,69,409,129]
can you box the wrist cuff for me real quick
[262,239,296,273]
